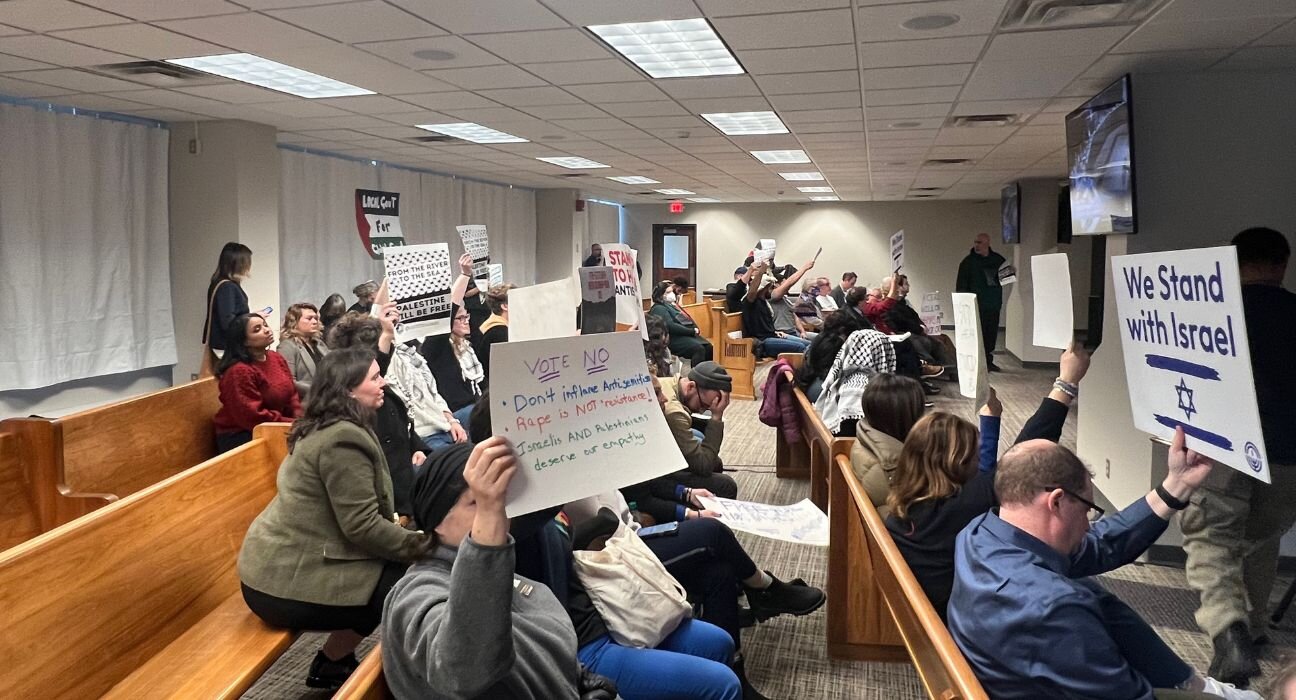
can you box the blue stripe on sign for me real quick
[1153,415,1233,451]
[1145,354,1221,380]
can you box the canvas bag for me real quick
[571,521,692,648]
[198,280,229,378]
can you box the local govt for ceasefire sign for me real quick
[1111,246,1270,482]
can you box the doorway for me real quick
[652,224,697,303]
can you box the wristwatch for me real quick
[1155,484,1190,510]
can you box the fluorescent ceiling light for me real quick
[656,188,695,195]
[810,195,840,201]
[536,156,610,169]
[587,18,744,79]
[797,186,834,193]
[607,175,660,184]
[166,53,372,98]
[701,111,788,136]
[688,197,721,203]
[415,122,527,144]
[751,149,810,164]
[779,172,824,181]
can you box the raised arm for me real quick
[451,253,473,307]
[1015,344,1089,444]
[744,260,769,301]
[978,388,1002,473]
[771,259,815,300]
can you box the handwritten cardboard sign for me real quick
[889,229,905,272]
[382,243,452,342]
[1031,253,1074,349]
[355,189,405,259]
[952,292,989,405]
[491,332,686,517]
[1111,246,1269,481]
[579,266,616,335]
[457,224,489,277]
[509,278,579,342]
[919,291,943,335]
[602,243,647,339]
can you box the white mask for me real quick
[663,291,677,303]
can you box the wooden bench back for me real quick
[833,454,988,700]
[681,301,711,340]
[792,387,852,510]
[712,308,757,400]
[0,434,281,699]
[335,644,395,699]
[0,430,39,550]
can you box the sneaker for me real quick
[921,381,941,396]
[924,400,935,408]
[920,362,945,378]
[744,571,826,622]
[1201,675,1263,700]
[306,650,359,690]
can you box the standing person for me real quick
[831,272,856,310]
[649,280,713,367]
[583,243,604,267]
[202,242,252,357]
[349,280,378,314]
[955,233,1006,371]
[213,313,301,453]
[238,348,431,691]
[1181,226,1296,687]
[278,303,330,399]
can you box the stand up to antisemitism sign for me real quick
[1111,246,1270,482]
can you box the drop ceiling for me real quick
[0,0,1292,202]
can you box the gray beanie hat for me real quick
[688,361,732,392]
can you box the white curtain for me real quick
[279,150,537,308]
[0,103,174,391]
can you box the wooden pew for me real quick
[0,378,220,542]
[829,453,988,698]
[682,301,711,343]
[710,306,759,400]
[0,429,40,550]
[335,644,394,700]
[0,423,295,699]
[766,352,851,505]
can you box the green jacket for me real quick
[955,247,1007,311]
[238,421,428,606]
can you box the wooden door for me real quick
[652,224,697,301]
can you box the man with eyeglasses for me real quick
[654,361,738,499]
[947,428,1258,700]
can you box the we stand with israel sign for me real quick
[1111,246,1270,482]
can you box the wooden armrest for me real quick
[335,644,393,700]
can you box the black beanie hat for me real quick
[411,443,473,531]
[688,361,732,392]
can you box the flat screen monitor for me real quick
[1065,74,1136,235]
[1001,182,1021,244]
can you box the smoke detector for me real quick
[1000,0,1168,31]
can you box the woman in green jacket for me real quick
[647,280,713,367]
[238,347,431,691]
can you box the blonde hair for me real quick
[485,283,515,315]
[280,303,319,343]
[887,412,979,521]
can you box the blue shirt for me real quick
[947,499,1168,699]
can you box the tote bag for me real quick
[571,521,692,648]
[198,280,229,378]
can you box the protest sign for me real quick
[509,278,579,342]
[355,189,405,259]
[383,244,453,342]
[602,243,648,339]
[919,291,943,335]
[1031,254,1074,349]
[697,497,828,547]
[889,229,905,272]
[816,295,839,312]
[457,224,490,277]
[998,261,1018,286]
[579,266,617,335]
[1111,246,1269,481]
[475,263,504,293]
[491,332,686,516]
[755,238,776,264]
[952,292,989,405]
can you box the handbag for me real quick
[571,521,692,648]
[198,280,229,378]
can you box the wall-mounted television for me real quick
[1065,74,1136,235]
[1001,182,1021,244]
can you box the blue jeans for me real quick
[578,619,740,700]
[422,431,454,450]
[451,403,475,426]
[757,335,811,358]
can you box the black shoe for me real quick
[744,571,826,622]
[987,362,1002,373]
[922,381,941,396]
[1208,621,1260,688]
[306,650,359,691]
[732,654,772,700]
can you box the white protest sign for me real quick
[697,497,828,547]
[602,243,648,340]
[998,261,1018,286]
[457,224,490,277]
[1111,246,1269,482]
[755,238,776,264]
[920,291,943,335]
[1032,254,1074,349]
[509,278,579,342]
[579,266,617,335]
[355,189,405,259]
[383,243,452,343]
[952,292,989,405]
[889,230,905,272]
[816,295,839,312]
[491,332,686,517]
[475,263,504,293]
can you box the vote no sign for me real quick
[1111,246,1270,482]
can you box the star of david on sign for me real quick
[1175,377,1197,422]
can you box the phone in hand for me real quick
[638,522,680,539]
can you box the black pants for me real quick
[646,517,759,647]
[978,304,999,363]
[672,470,738,499]
[216,430,252,454]
[241,560,409,636]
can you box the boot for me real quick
[744,571,825,622]
[306,650,359,690]
[733,653,773,700]
[1208,621,1260,688]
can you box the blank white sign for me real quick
[1031,253,1074,349]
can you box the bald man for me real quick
[948,432,1256,700]
[955,233,1006,371]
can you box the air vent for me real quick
[635,191,656,195]
[409,135,455,143]
[1000,0,1167,31]
[909,194,939,198]
[924,158,972,166]
[946,114,1017,128]
[911,187,945,192]
[557,173,588,178]
[91,60,215,87]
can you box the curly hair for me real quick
[484,283,514,315]
[287,347,378,451]
[887,412,979,521]
[326,311,382,351]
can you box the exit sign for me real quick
[669,200,684,214]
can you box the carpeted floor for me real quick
[244,354,1296,699]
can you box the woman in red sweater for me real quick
[213,312,302,453]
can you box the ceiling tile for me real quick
[50,24,227,60]
[783,107,864,125]
[862,64,972,90]
[396,90,500,110]
[623,115,706,129]
[697,0,847,17]
[868,116,944,130]
[129,108,208,122]
[522,59,642,85]
[69,0,244,21]
[864,85,962,106]
[546,117,631,131]
[855,0,1011,42]
[255,99,356,117]
[984,26,1130,61]
[476,86,581,106]
[0,35,135,66]
[960,55,1093,101]
[8,68,146,92]
[0,74,76,97]
[768,91,861,111]
[356,36,504,70]
[440,106,536,123]
[754,70,859,95]
[712,9,854,50]
[1152,0,1296,23]
[866,103,952,119]
[564,81,669,103]
[521,103,609,119]
[102,88,231,113]
[468,29,611,64]
[859,35,988,68]
[265,44,455,95]
[600,101,690,117]
[0,24,25,37]
[675,96,773,113]
[0,1,127,32]
[932,127,1014,145]
[39,92,152,113]
[656,75,761,99]
[1213,45,1296,70]
[387,0,567,33]
[314,95,427,114]
[173,83,299,103]
[952,99,1046,116]
[736,44,858,74]
[541,0,702,25]
[1084,50,1230,77]
[269,1,444,43]
[157,13,336,53]
[0,51,51,72]
[421,64,547,89]
[1113,18,1279,53]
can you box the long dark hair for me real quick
[287,347,378,450]
[801,309,870,385]
[216,313,260,377]
[644,314,671,377]
[651,280,672,304]
[861,373,927,442]
[320,293,347,332]
[211,242,252,285]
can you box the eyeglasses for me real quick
[1044,485,1105,522]
[453,315,470,322]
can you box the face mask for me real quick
[663,291,676,303]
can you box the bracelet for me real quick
[1155,484,1191,510]
[1053,378,1078,398]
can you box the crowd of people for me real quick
[200,227,1291,699]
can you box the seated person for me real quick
[349,280,377,314]
[277,302,330,399]
[648,280,713,367]
[948,429,1257,700]
[881,274,949,369]
[644,314,678,378]
[831,272,856,310]
[740,260,813,357]
[812,328,895,436]
[238,348,430,691]
[841,286,878,329]
[477,283,514,382]
[793,280,825,334]
[420,255,486,426]
[849,281,937,385]
[378,309,468,451]
[671,275,693,304]
[656,362,740,499]
[319,292,347,336]
[796,307,872,402]
[849,373,927,518]
[213,312,301,453]
[766,263,816,341]
[725,265,752,314]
